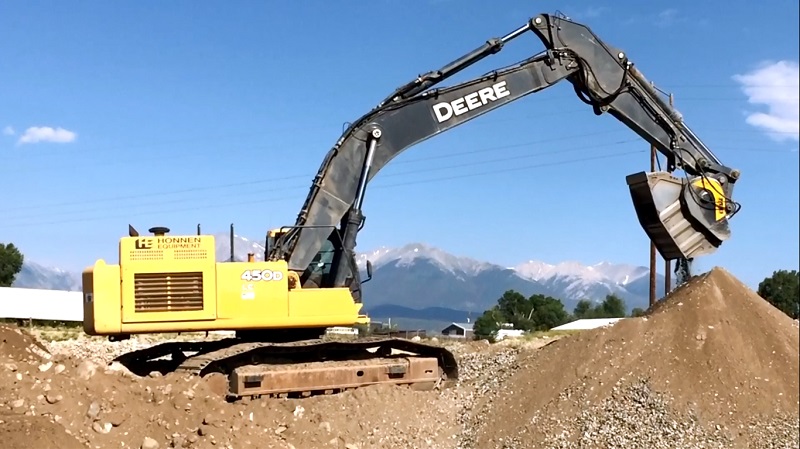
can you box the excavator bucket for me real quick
[626,171,731,261]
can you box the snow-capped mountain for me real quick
[354,242,664,312]
[514,260,648,285]
[357,243,654,299]
[513,259,652,304]
[10,235,668,314]
[212,232,267,262]
[356,243,497,279]
[12,261,82,291]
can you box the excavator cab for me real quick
[265,227,289,256]
[265,226,373,291]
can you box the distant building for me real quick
[441,322,474,339]
[496,328,525,340]
[550,318,626,331]
[325,326,359,336]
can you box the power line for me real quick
[1,92,793,167]
[0,140,792,223]
[0,107,617,173]
[374,150,645,189]
[3,121,792,216]
[1,122,793,181]
[660,83,799,88]
[0,129,627,213]
[2,139,639,222]
[0,102,586,160]
[0,150,643,229]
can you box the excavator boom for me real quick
[271,13,741,295]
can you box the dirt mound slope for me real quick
[0,415,88,449]
[1,324,52,362]
[475,267,800,449]
[1,323,529,449]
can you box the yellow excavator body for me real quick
[82,231,368,336]
[80,228,457,400]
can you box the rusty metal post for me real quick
[664,93,675,296]
[649,141,657,307]
[647,81,660,307]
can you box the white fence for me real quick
[0,286,83,322]
[550,317,626,331]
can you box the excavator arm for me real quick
[268,13,742,294]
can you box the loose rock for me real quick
[141,436,160,449]
[0,266,795,449]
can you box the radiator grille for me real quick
[129,250,164,261]
[133,272,204,313]
[173,249,208,260]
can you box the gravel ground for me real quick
[2,326,548,449]
[1,267,798,449]
[41,332,233,366]
[474,267,800,449]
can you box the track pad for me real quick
[626,171,731,260]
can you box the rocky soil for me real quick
[475,267,800,449]
[0,324,536,449]
[1,266,798,449]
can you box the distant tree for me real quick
[495,290,533,329]
[573,299,593,319]
[599,294,627,318]
[473,307,503,342]
[0,242,24,287]
[528,293,570,331]
[757,270,799,319]
[630,307,646,317]
[572,294,628,319]
[473,290,571,340]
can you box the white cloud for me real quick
[623,8,702,28]
[576,6,606,19]
[733,60,800,142]
[2,126,14,136]
[16,126,78,145]
[656,8,680,27]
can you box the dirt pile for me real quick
[0,324,86,449]
[1,324,52,362]
[475,267,800,449]
[1,323,528,449]
[4,267,795,449]
[0,415,88,449]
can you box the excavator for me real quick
[81,12,742,400]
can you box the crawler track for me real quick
[112,336,458,399]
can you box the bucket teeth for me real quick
[626,171,731,261]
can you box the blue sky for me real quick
[1,0,798,289]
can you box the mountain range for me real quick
[12,233,672,331]
[354,243,671,329]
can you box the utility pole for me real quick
[649,138,657,307]
[664,93,675,296]
[649,84,678,305]
[648,79,658,308]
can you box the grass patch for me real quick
[524,329,582,339]
[34,327,86,342]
